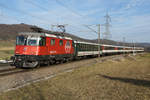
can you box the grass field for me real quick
[0,53,150,100]
[0,40,15,48]
[0,40,15,60]
[0,50,14,60]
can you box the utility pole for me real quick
[123,37,126,46]
[84,24,101,57]
[132,40,136,56]
[123,37,126,55]
[97,24,101,57]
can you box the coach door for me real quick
[49,38,56,55]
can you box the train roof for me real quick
[18,32,144,49]
[75,41,144,49]
[74,41,100,46]
[19,32,72,40]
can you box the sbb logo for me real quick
[65,41,71,53]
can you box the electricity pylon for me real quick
[103,13,111,39]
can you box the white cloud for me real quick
[124,0,144,10]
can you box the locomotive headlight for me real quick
[18,59,22,61]
[16,58,22,61]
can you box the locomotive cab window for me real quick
[59,40,63,46]
[27,39,37,46]
[16,36,27,45]
[50,39,55,45]
[27,36,39,46]
[72,41,74,47]
[39,37,46,46]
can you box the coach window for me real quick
[51,39,55,46]
[79,44,81,51]
[82,44,84,51]
[81,44,83,51]
[88,45,90,51]
[59,40,63,46]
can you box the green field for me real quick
[0,53,150,100]
[0,40,15,60]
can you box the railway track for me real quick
[0,55,121,78]
[0,63,9,67]
[0,67,16,73]
[0,53,140,79]
[0,68,31,77]
[0,66,33,77]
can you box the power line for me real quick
[55,0,84,17]
[0,2,51,25]
[83,24,101,57]
[55,0,95,25]
[64,24,98,38]
[0,1,100,40]
[24,0,85,27]
[25,0,48,11]
[24,0,95,34]
[26,0,85,22]
[84,25,98,34]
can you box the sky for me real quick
[0,0,150,43]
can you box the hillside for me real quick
[0,23,112,44]
[0,24,150,51]
[0,24,36,40]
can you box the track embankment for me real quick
[0,55,126,93]
[0,53,150,100]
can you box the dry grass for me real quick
[0,40,15,59]
[0,53,150,100]
[0,50,14,60]
[0,40,15,48]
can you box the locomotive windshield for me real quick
[27,39,38,46]
[27,37,45,46]
[16,35,45,46]
[16,36,26,45]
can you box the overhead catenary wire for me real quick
[24,0,98,37]
[25,0,85,24]
[67,25,98,38]
[0,2,52,25]
[25,0,48,11]
[0,1,99,39]
[84,25,98,34]
[55,0,84,17]
[24,0,86,29]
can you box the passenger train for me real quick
[10,32,144,68]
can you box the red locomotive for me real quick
[11,32,74,68]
